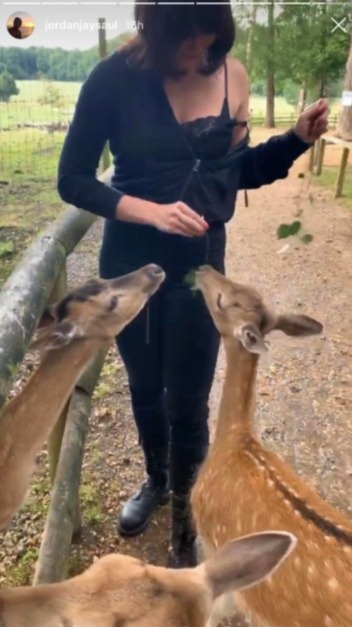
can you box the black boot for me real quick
[167,493,198,568]
[117,446,170,537]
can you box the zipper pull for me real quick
[193,158,201,172]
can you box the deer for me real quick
[0,262,296,626]
[190,264,352,627]
[0,263,166,529]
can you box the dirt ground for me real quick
[0,129,351,626]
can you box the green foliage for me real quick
[277,221,302,239]
[277,220,314,244]
[283,80,299,106]
[231,1,347,106]
[0,33,129,82]
[37,80,64,108]
[0,70,19,102]
[0,241,15,258]
[301,234,314,244]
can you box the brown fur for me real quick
[190,264,351,627]
[0,264,295,626]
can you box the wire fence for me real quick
[0,84,341,182]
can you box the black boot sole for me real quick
[117,492,170,537]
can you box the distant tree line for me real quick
[0,34,128,82]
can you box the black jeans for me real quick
[99,220,226,495]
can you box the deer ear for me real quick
[36,305,58,329]
[273,314,323,337]
[29,320,84,352]
[201,531,297,600]
[235,324,268,355]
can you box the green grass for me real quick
[0,81,342,128]
[314,165,352,209]
[0,80,80,127]
[0,128,65,181]
[248,95,340,119]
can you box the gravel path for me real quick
[1,130,351,627]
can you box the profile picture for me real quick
[6,11,35,40]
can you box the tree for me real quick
[245,3,258,74]
[275,1,347,111]
[0,70,19,102]
[336,25,352,141]
[265,0,275,127]
[38,80,64,108]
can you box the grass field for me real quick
[0,79,342,128]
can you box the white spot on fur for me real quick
[308,565,316,578]
[328,577,339,591]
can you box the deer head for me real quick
[30,264,165,352]
[193,265,323,354]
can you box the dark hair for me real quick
[123,0,235,79]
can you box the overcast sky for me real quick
[1,3,134,49]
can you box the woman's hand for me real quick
[152,201,209,237]
[294,99,329,144]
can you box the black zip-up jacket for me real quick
[57,48,311,226]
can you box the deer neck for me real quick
[0,338,105,462]
[214,336,259,442]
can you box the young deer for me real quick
[0,263,165,529]
[0,262,296,626]
[0,531,296,627]
[190,264,352,627]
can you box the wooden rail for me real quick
[0,20,112,585]
[310,134,351,198]
[0,166,114,583]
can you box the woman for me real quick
[57,0,328,568]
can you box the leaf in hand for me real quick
[183,269,197,289]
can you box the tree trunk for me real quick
[336,29,352,141]
[265,0,275,127]
[245,4,257,74]
[319,0,327,100]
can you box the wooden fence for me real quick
[0,166,113,583]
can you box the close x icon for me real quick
[330,16,351,34]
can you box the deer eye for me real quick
[230,302,240,308]
[108,295,119,311]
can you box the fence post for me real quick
[308,142,315,172]
[99,17,110,171]
[315,137,326,176]
[335,147,349,198]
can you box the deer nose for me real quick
[145,264,164,277]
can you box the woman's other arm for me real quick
[57,56,208,236]
[57,57,126,221]
[227,61,328,189]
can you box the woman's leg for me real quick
[100,252,170,536]
[163,227,225,567]
[116,286,171,536]
[163,282,221,567]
